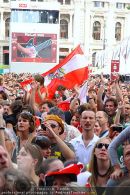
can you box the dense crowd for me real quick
[0,72,130,195]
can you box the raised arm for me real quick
[114,101,124,124]
[37,83,47,103]
[0,113,14,168]
[45,122,75,160]
[108,126,130,179]
[97,73,106,111]
[115,80,123,102]
[29,81,39,113]
[97,85,105,111]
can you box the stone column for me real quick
[105,2,116,49]
[0,11,4,38]
[84,0,91,59]
[2,13,5,39]
[73,0,81,47]
[68,12,73,40]
[124,11,130,38]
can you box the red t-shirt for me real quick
[35,86,47,105]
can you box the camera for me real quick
[41,123,46,131]
[112,126,123,133]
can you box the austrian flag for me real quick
[42,45,89,98]
[20,45,89,99]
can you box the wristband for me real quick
[0,127,5,130]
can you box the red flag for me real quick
[20,45,88,98]
[20,77,33,92]
[44,45,89,98]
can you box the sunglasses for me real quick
[41,123,58,131]
[96,143,109,150]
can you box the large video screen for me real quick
[11,33,57,63]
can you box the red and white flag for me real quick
[78,81,88,104]
[20,45,89,98]
[42,44,89,98]
[20,79,33,91]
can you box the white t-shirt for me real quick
[70,134,99,164]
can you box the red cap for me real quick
[45,163,84,178]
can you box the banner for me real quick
[43,45,88,98]
[111,60,120,81]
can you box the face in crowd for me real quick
[94,138,111,161]
[17,112,35,134]
[104,100,117,116]
[123,144,130,171]
[17,147,35,173]
[4,130,16,158]
[124,103,130,117]
[94,121,102,136]
[69,98,80,113]
[70,115,80,128]
[40,103,50,114]
[45,119,63,138]
[17,144,42,175]
[80,110,96,132]
[96,111,108,127]
[0,146,10,172]
[31,136,51,159]
[52,175,71,190]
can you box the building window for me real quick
[94,1,104,7]
[58,0,63,4]
[115,22,121,41]
[92,52,96,66]
[60,19,68,39]
[3,0,9,2]
[116,3,125,9]
[3,46,9,65]
[65,0,70,4]
[5,18,10,37]
[58,0,70,4]
[93,21,101,40]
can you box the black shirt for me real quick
[50,142,75,162]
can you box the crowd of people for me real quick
[0,72,130,195]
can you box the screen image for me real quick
[11,33,57,63]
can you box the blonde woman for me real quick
[88,137,113,195]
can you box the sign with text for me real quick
[111,60,120,81]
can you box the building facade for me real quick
[0,0,130,71]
